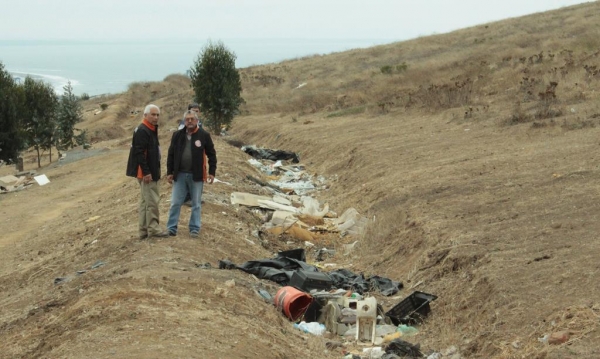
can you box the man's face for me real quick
[190,107,200,117]
[184,114,198,130]
[144,107,160,126]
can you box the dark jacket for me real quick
[167,127,217,182]
[126,120,161,180]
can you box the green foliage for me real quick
[0,62,24,162]
[380,65,393,74]
[190,40,243,134]
[381,62,408,75]
[79,93,90,101]
[100,103,108,110]
[74,128,88,147]
[325,106,366,118]
[57,81,84,151]
[396,62,409,72]
[22,76,58,167]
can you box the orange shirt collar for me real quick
[142,119,156,131]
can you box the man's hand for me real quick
[207,175,214,184]
[167,174,174,184]
[143,174,152,184]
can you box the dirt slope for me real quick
[3,2,600,359]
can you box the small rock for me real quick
[548,331,569,345]
[512,340,521,349]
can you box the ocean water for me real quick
[0,39,391,96]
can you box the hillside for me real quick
[2,2,600,358]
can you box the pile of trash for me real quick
[232,191,367,241]
[219,248,439,359]
[242,145,300,163]
[0,172,48,194]
[229,146,446,357]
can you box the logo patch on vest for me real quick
[195,140,201,147]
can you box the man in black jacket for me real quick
[126,104,169,239]
[166,110,217,238]
[181,102,202,206]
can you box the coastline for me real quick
[0,38,393,96]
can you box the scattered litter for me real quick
[53,260,106,285]
[293,321,325,335]
[548,331,570,345]
[356,297,377,344]
[231,192,272,207]
[242,145,299,163]
[218,249,402,296]
[231,191,367,239]
[385,338,423,358]
[90,260,105,269]
[386,291,438,325]
[213,178,232,185]
[0,174,36,193]
[0,175,19,184]
[396,324,419,337]
[85,216,101,223]
[362,347,383,358]
[195,262,212,269]
[53,277,69,285]
[34,174,50,186]
[275,286,313,321]
[289,270,333,292]
[256,288,272,302]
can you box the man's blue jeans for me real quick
[166,172,204,234]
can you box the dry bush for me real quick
[560,117,598,130]
[503,100,532,125]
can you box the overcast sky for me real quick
[0,0,593,41]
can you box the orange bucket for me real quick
[274,286,313,321]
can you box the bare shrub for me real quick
[535,81,562,119]
[583,64,600,84]
[561,117,597,130]
[504,100,532,125]
[519,76,542,101]
[412,77,474,110]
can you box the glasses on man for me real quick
[185,117,198,122]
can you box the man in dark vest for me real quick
[166,109,217,238]
[126,104,169,239]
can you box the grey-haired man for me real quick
[126,104,169,239]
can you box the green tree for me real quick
[56,81,84,153]
[190,40,243,134]
[21,77,58,167]
[0,62,24,162]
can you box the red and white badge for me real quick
[195,140,201,147]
